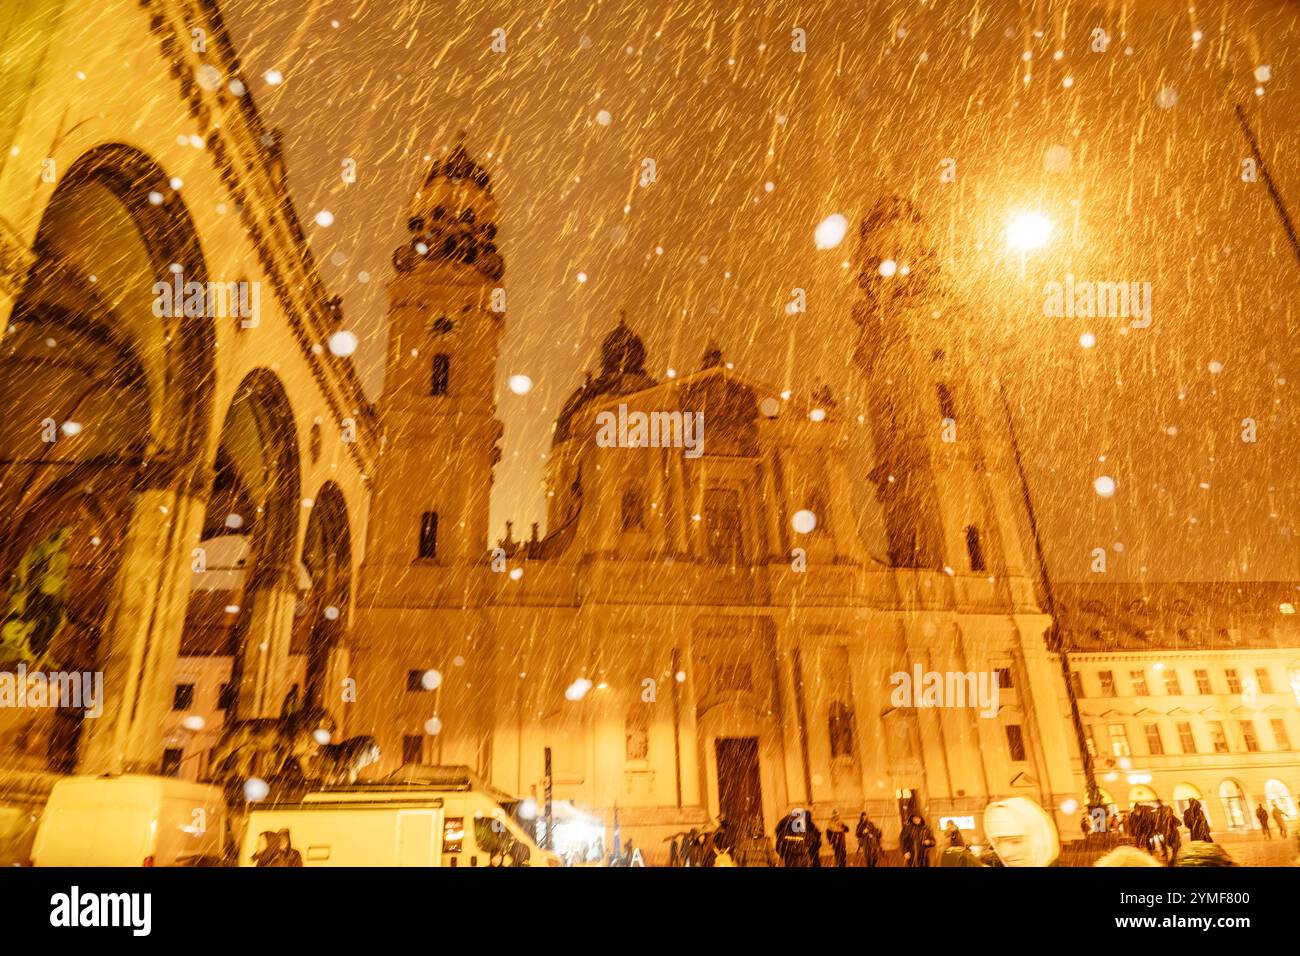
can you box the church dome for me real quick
[600,316,646,375]
[553,315,658,444]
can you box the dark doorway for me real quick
[716,737,762,828]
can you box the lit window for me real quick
[1195,669,1212,695]
[443,817,464,853]
[1098,671,1116,697]
[1271,719,1292,751]
[1163,670,1183,696]
[1109,724,1130,757]
[1177,722,1197,754]
[1256,668,1274,695]
[1239,721,1260,753]
[1084,726,1098,757]
[1129,670,1148,696]
[1225,669,1242,695]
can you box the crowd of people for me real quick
[665,794,1298,867]
[665,797,1062,867]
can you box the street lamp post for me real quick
[996,381,1104,814]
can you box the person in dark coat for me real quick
[1255,803,1272,838]
[899,814,935,868]
[775,809,814,867]
[1128,805,1153,853]
[825,810,850,867]
[807,816,824,867]
[1153,803,1182,863]
[855,813,883,867]
[1183,799,1212,842]
[939,824,981,867]
[733,817,781,867]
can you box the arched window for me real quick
[1218,779,1249,830]
[1173,783,1208,826]
[418,511,438,559]
[936,382,957,421]
[965,524,986,572]
[1265,779,1296,819]
[430,353,451,396]
[621,485,646,531]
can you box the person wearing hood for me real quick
[899,813,936,867]
[1183,798,1212,842]
[733,817,781,867]
[1153,802,1182,863]
[855,812,883,867]
[825,810,850,867]
[983,797,1060,867]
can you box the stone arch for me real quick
[0,143,216,772]
[194,369,302,720]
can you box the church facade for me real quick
[349,161,1084,859]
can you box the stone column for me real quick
[675,643,701,807]
[79,462,209,775]
[235,575,299,718]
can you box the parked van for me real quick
[31,774,228,867]
[238,765,561,867]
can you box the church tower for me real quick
[352,137,504,774]
[850,196,1078,826]
[852,196,1031,587]
[367,137,504,574]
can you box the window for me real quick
[217,683,235,711]
[172,684,195,710]
[1239,721,1260,753]
[402,735,423,764]
[1177,722,1197,754]
[936,382,957,421]
[1225,668,1242,695]
[430,353,451,396]
[1098,671,1116,697]
[1084,726,1098,757]
[418,511,439,559]
[1272,719,1292,751]
[625,707,649,761]
[965,525,986,572]
[1209,722,1230,754]
[1070,671,1085,698]
[828,702,855,759]
[1005,725,1027,762]
[1194,669,1212,694]
[1144,724,1164,755]
[621,486,646,531]
[1109,724,1131,757]
[1256,668,1274,695]
[703,487,743,565]
[995,667,1013,690]
[1163,670,1182,695]
[407,670,434,692]
[1129,670,1148,696]
[442,817,464,853]
[161,748,184,778]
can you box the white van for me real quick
[31,774,228,867]
[238,765,561,867]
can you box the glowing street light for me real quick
[1005,211,1053,253]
